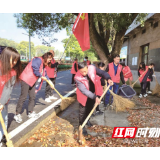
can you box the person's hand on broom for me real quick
[41,76,48,81]
[108,79,114,86]
[57,60,61,64]
[95,97,101,105]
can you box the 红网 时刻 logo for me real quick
[112,127,160,138]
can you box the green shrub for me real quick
[58,64,72,69]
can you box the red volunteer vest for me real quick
[108,62,122,83]
[19,57,43,87]
[0,69,16,99]
[45,58,57,78]
[75,65,103,107]
[139,66,150,83]
[71,61,78,74]
[122,66,132,78]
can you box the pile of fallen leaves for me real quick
[21,97,160,147]
[128,98,160,128]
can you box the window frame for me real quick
[141,44,149,65]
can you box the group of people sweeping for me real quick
[71,54,156,136]
[0,46,157,146]
[0,47,60,145]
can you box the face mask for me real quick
[84,59,87,61]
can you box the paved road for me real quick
[7,70,76,143]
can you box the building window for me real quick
[133,34,136,38]
[142,29,146,34]
[153,22,158,28]
[142,44,149,65]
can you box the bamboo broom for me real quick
[109,89,135,112]
[0,111,14,147]
[46,80,76,111]
[152,72,160,96]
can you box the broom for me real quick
[0,111,14,147]
[46,80,76,111]
[131,68,149,88]
[152,73,160,96]
[109,89,135,112]
[78,85,111,145]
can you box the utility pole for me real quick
[22,29,32,61]
[29,33,31,60]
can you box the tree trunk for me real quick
[111,29,126,55]
[89,13,110,65]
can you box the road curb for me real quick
[13,94,76,147]
[13,106,61,147]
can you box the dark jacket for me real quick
[138,68,153,83]
[31,58,49,80]
[100,77,105,86]
[74,63,78,72]
[75,66,111,100]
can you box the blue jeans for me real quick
[105,83,119,105]
[0,105,8,142]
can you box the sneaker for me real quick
[139,94,143,98]
[45,98,52,103]
[95,110,104,115]
[28,111,40,119]
[143,94,148,98]
[100,101,104,104]
[147,91,152,94]
[86,121,93,127]
[49,96,58,100]
[14,114,23,123]
[110,105,114,110]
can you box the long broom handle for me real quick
[81,85,111,129]
[45,79,64,99]
[0,111,10,142]
[132,68,149,86]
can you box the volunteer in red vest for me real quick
[122,63,133,86]
[105,54,125,107]
[71,58,78,86]
[146,63,154,94]
[45,50,61,102]
[138,62,152,98]
[74,62,113,135]
[84,56,91,65]
[0,47,21,146]
[14,52,54,123]
[94,62,106,116]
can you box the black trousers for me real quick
[16,80,36,114]
[79,98,95,125]
[146,81,151,91]
[140,82,147,95]
[45,78,56,98]
[71,74,75,84]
